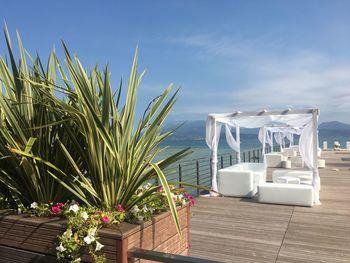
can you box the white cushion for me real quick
[272,170,312,183]
[276,176,300,184]
[258,183,314,207]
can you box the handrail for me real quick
[128,247,222,263]
[161,145,290,197]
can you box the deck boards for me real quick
[189,151,350,263]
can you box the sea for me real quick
[159,134,350,163]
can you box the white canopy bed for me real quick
[206,108,320,205]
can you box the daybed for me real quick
[218,162,266,198]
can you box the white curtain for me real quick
[287,132,294,146]
[225,124,240,153]
[205,116,222,193]
[299,121,320,204]
[274,132,284,151]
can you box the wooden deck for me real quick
[189,151,350,263]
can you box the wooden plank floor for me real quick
[189,151,350,263]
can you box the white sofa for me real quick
[272,170,312,183]
[218,162,266,198]
[258,183,314,207]
[265,153,287,168]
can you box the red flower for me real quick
[56,203,65,208]
[101,216,110,224]
[51,206,61,215]
[116,204,125,213]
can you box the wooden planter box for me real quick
[0,206,190,263]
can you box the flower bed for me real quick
[0,205,189,263]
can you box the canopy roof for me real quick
[206,108,321,205]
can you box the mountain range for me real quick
[164,120,350,141]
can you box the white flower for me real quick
[142,205,148,212]
[63,229,72,238]
[182,199,187,205]
[81,211,89,221]
[95,241,104,251]
[30,202,38,209]
[17,208,22,214]
[138,215,144,221]
[149,207,155,213]
[143,183,152,190]
[69,204,79,213]
[132,205,140,214]
[87,227,97,237]
[84,235,95,245]
[56,243,66,252]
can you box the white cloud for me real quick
[167,34,350,122]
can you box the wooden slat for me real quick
[190,151,350,263]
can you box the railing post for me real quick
[230,154,232,166]
[221,156,224,168]
[178,164,182,188]
[196,160,200,196]
[248,151,251,162]
[253,150,256,163]
[243,152,246,162]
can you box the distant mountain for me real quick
[319,121,350,131]
[164,120,350,141]
[319,121,350,137]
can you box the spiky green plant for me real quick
[5,31,192,232]
[53,45,191,231]
[0,28,82,206]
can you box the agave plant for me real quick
[0,28,81,206]
[8,33,192,231]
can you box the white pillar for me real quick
[312,109,320,204]
[211,120,218,194]
[236,126,241,163]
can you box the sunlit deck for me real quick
[189,151,350,262]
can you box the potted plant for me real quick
[0,28,194,263]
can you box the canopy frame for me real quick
[206,108,320,204]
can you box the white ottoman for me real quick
[281,160,291,169]
[318,159,326,168]
[258,183,314,207]
[276,176,300,184]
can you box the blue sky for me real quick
[1,1,350,123]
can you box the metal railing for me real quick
[163,145,280,197]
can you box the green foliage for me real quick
[0,28,192,237]
[0,27,81,206]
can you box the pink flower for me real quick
[116,204,125,213]
[158,186,164,192]
[56,203,65,208]
[51,206,61,215]
[101,216,110,224]
[184,193,195,206]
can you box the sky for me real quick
[1,1,350,123]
